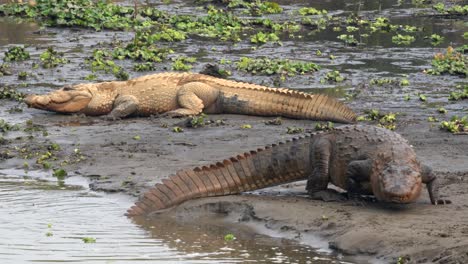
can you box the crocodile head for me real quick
[371,158,423,204]
[25,85,93,113]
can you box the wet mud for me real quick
[1,0,467,263]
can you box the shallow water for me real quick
[0,172,351,263]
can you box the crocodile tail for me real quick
[219,87,356,123]
[126,135,312,216]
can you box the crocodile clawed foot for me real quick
[159,111,188,118]
[432,199,452,205]
[99,115,121,121]
[309,189,348,202]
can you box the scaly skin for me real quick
[24,72,356,123]
[127,125,451,216]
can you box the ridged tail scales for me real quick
[219,89,356,123]
[126,135,313,216]
[216,86,356,123]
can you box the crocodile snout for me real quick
[24,94,51,108]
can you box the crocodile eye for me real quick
[62,86,74,91]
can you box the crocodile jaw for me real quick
[372,163,423,204]
[25,86,92,113]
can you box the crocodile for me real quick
[127,125,450,216]
[24,72,356,123]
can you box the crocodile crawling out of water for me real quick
[127,125,450,216]
[24,72,356,123]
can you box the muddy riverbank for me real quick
[1,0,467,263]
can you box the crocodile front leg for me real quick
[421,164,451,205]
[164,82,220,117]
[103,95,139,120]
[345,159,373,195]
[306,137,344,201]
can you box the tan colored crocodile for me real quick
[127,125,451,216]
[24,72,356,123]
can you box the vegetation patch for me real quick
[0,86,25,101]
[448,84,468,101]
[286,126,304,134]
[0,119,20,133]
[86,49,129,80]
[171,56,197,71]
[426,47,467,76]
[0,0,158,31]
[314,122,334,131]
[337,34,358,46]
[3,46,30,62]
[440,116,468,133]
[322,70,345,83]
[0,63,12,76]
[236,57,320,77]
[40,47,69,68]
[391,34,415,45]
[357,109,397,130]
[432,3,468,16]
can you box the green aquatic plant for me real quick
[419,94,427,102]
[337,34,358,46]
[149,27,187,42]
[224,233,235,241]
[250,31,280,45]
[40,47,69,68]
[133,62,156,72]
[433,3,468,15]
[17,71,28,80]
[399,79,410,86]
[0,119,20,133]
[440,116,468,133]
[171,56,196,71]
[357,110,397,130]
[298,7,327,16]
[172,126,184,133]
[0,0,165,30]
[392,34,415,45]
[322,70,345,83]
[426,47,467,77]
[226,0,283,15]
[0,63,12,76]
[428,34,444,46]
[314,122,334,131]
[189,114,208,128]
[438,107,448,114]
[87,49,129,80]
[4,46,30,62]
[236,57,320,77]
[0,87,25,101]
[52,168,67,179]
[264,117,282,125]
[448,84,468,101]
[82,237,97,243]
[286,126,304,134]
[369,17,397,32]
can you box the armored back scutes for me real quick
[126,134,313,216]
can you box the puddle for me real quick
[0,172,352,263]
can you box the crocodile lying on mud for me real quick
[127,125,451,216]
[24,72,356,123]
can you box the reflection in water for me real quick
[0,175,347,263]
[0,17,43,46]
[132,215,347,264]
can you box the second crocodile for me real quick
[24,72,356,123]
[127,125,451,216]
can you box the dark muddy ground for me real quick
[1,0,467,263]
